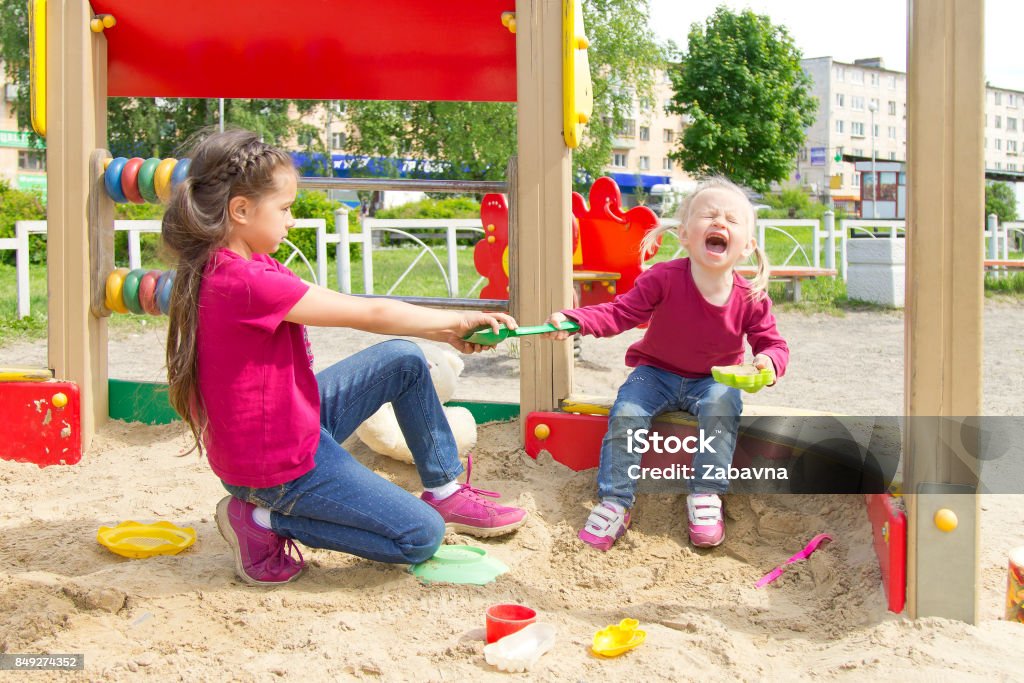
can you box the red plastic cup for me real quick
[485,604,537,644]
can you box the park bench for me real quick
[736,265,838,303]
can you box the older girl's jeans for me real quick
[598,365,742,509]
[224,339,464,564]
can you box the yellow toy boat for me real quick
[592,618,646,657]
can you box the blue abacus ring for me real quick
[104,157,129,203]
[170,158,191,190]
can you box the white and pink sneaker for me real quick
[687,493,725,548]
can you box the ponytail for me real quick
[161,128,295,455]
[746,242,770,301]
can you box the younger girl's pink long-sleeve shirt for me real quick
[563,258,789,379]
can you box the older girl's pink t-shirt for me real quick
[197,248,319,488]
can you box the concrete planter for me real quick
[847,236,905,307]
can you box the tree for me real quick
[0,1,319,156]
[343,0,665,190]
[667,6,817,193]
[986,181,1018,224]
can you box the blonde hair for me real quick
[162,128,295,455]
[640,175,769,300]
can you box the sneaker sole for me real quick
[215,497,304,587]
[444,513,528,538]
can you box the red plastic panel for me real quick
[572,177,660,306]
[865,493,907,613]
[524,411,781,473]
[474,194,510,300]
[0,381,82,467]
[91,1,517,101]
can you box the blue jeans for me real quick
[223,339,464,564]
[598,365,742,508]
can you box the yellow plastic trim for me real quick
[0,367,53,382]
[562,0,593,148]
[28,0,46,136]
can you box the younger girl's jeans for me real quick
[598,364,742,509]
[224,339,463,565]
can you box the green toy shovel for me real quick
[463,320,580,346]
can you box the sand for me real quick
[2,301,1024,680]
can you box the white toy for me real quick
[356,344,477,463]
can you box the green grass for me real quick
[4,237,1020,346]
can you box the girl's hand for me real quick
[753,354,777,386]
[540,312,574,341]
[445,311,518,354]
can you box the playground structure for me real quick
[16,0,987,622]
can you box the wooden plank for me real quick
[47,0,109,450]
[515,0,573,420]
[88,149,114,317]
[905,0,983,623]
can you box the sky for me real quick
[648,0,1024,92]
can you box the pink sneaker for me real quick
[687,493,725,548]
[578,501,630,551]
[215,496,305,585]
[421,456,527,538]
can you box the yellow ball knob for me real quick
[102,14,116,28]
[576,36,590,50]
[487,224,495,232]
[534,423,551,440]
[52,392,68,408]
[487,235,495,244]
[90,18,103,33]
[934,508,958,533]
[578,112,590,124]
[607,285,616,294]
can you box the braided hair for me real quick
[161,128,295,455]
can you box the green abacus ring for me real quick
[137,158,161,203]
[122,268,148,315]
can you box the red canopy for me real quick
[91,0,517,101]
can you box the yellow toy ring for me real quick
[154,158,178,203]
[105,268,131,314]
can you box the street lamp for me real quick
[867,100,878,218]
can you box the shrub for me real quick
[0,179,47,264]
[375,197,483,246]
[376,197,481,220]
[278,190,361,266]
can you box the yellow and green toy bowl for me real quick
[592,618,646,657]
[711,364,775,393]
[97,520,196,559]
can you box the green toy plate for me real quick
[463,320,580,346]
[711,364,775,394]
[410,545,509,585]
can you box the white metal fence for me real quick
[6,218,325,318]
[6,212,1022,318]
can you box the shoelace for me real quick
[260,536,305,574]
[457,454,502,502]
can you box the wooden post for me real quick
[46,0,109,449]
[514,0,573,418]
[905,0,984,622]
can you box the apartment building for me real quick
[0,81,46,196]
[605,70,696,208]
[797,56,1024,216]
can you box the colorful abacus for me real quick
[105,268,175,315]
[103,156,191,204]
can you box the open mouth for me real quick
[705,233,728,254]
